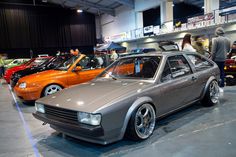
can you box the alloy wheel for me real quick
[134,104,156,139]
[44,85,62,96]
[209,80,220,104]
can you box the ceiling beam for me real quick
[68,0,115,16]
[111,0,134,8]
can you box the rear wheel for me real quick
[202,80,219,106]
[126,103,156,140]
[43,84,62,96]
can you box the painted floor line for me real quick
[8,84,40,157]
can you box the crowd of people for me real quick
[181,27,232,89]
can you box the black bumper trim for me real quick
[32,112,104,137]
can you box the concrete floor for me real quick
[0,79,236,157]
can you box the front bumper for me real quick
[14,86,41,101]
[3,74,10,84]
[33,112,105,142]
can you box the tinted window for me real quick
[168,55,192,78]
[187,54,213,71]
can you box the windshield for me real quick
[30,58,50,67]
[98,56,161,80]
[24,59,35,66]
[55,55,80,71]
[45,55,72,69]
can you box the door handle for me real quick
[192,76,197,81]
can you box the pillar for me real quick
[204,0,220,23]
[135,12,143,28]
[160,0,174,31]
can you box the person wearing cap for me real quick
[211,27,231,88]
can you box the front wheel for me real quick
[202,80,220,106]
[126,103,156,140]
[43,84,62,96]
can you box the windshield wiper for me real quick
[104,71,117,80]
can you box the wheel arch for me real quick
[118,96,156,140]
[200,76,218,100]
[40,82,66,97]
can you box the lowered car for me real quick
[33,52,220,145]
[14,54,108,102]
[4,56,51,84]
[10,54,72,87]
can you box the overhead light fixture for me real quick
[202,6,205,9]
[172,4,175,7]
[77,9,83,13]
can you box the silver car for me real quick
[33,52,220,145]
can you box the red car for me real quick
[4,56,51,84]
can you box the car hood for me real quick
[16,66,47,77]
[37,79,152,113]
[5,65,28,76]
[19,70,67,83]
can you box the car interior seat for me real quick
[141,60,157,78]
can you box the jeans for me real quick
[215,61,225,87]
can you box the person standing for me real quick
[211,27,231,88]
[181,33,196,52]
[193,36,206,55]
[110,49,118,62]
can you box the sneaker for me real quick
[219,87,224,93]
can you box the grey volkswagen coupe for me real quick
[33,52,220,145]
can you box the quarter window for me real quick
[168,55,192,79]
[187,54,213,71]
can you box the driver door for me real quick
[67,56,104,86]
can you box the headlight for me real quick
[35,103,45,113]
[19,82,26,88]
[77,112,101,126]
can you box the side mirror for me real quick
[73,66,82,72]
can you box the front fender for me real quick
[118,96,154,140]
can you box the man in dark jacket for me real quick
[211,27,231,87]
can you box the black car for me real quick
[10,54,72,87]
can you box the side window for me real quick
[187,54,213,71]
[161,62,172,82]
[78,56,101,70]
[168,55,192,78]
[13,60,18,64]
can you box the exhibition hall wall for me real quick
[0,4,96,58]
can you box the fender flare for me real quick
[200,76,217,100]
[118,96,155,140]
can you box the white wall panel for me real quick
[101,6,135,38]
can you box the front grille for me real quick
[44,105,78,123]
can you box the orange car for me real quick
[14,54,107,101]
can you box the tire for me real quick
[126,103,156,141]
[202,80,220,107]
[43,84,62,97]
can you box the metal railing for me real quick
[105,6,236,43]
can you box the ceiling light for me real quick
[172,4,175,7]
[77,9,83,13]
[202,6,205,9]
